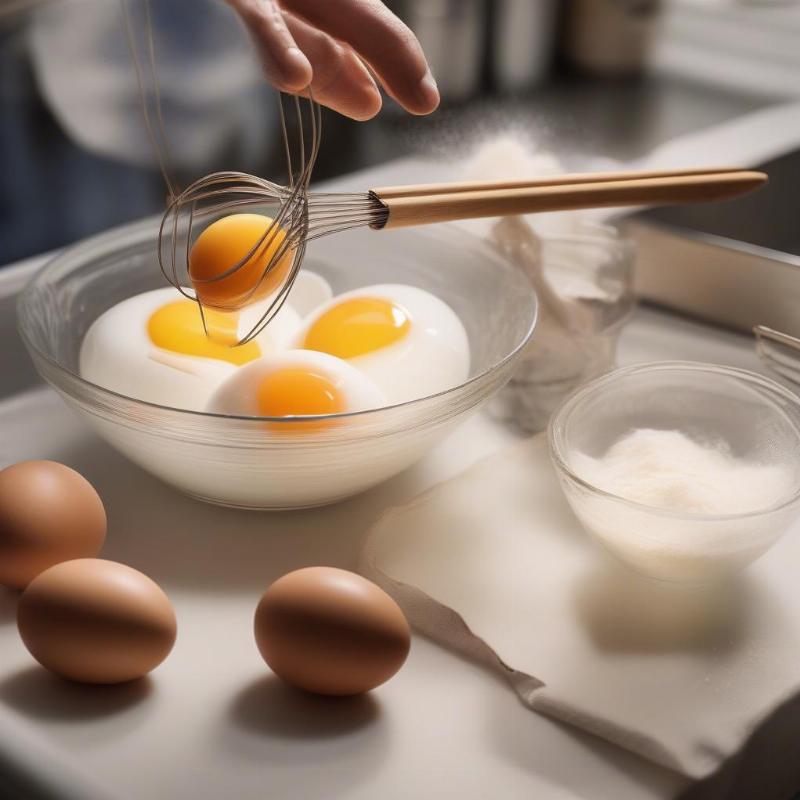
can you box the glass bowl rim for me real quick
[547,360,800,522]
[17,218,539,425]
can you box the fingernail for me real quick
[416,70,440,110]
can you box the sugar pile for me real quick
[572,428,796,515]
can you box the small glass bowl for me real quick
[548,362,800,583]
[18,219,538,510]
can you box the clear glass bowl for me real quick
[18,219,538,510]
[548,362,800,583]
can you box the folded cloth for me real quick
[361,435,800,779]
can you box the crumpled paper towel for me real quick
[361,435,800,779]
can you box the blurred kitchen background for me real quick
[1,0,799,267]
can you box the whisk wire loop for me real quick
[157,94,326,342]
[157,88,389,344]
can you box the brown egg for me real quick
[17,559,177,684]
[0,461,107,589]
[254,566,410,696]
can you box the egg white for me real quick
[292,284,471,405]
[79,287,302,411]
[207,350,386,417]
[285,269,333,317]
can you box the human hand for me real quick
[226,0,439,120]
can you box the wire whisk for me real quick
[159,155,766,346]
[156,91,394,345]
[157,94,331,344]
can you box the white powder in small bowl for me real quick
[571,428,795,516]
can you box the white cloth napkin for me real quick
[361,435,800,779]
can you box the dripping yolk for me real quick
[257,368,346,430]
[189,213,293,310]
[302,297,411,359]
[148,300,260,366]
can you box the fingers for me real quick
[229,0,439,118]
[283,11,382,121]
[281,0,439,115]
[226,0,312,93]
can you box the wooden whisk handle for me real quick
[371,170,767,229]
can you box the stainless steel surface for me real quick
[623,217,800,335]
[755,326,800,387]
[363,75,769,168]
[622,149,800,337]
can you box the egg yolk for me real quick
[148,300,260,366]
[189,213,293,310]
[302,298,411,359]
[256,368,346,418]
[257,368,346,432]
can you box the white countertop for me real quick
[0,162,787,800]
[0,300,772,800]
